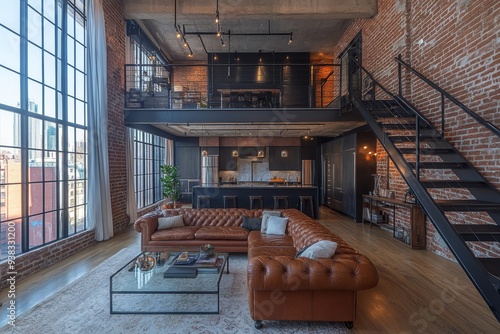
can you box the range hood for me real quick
[238,147,265,158]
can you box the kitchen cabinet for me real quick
[321,131,376,222]
[219,147,238,171]
[269,146,300,171]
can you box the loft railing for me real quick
[395,54,500,138]
[124,63,339,110]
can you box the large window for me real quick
[0,0,87,260]
[129,37,169,209]
[133,130,166,209]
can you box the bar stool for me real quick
[249,196,263,210]
[197,195,211,209]
[299,196,314,218]
[273,196,289,210]
[223,195,238,208]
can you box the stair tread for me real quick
[390,135,443,142]
[453,224,500,233]
[399,147,456,154]
[407,162,470,169]
[454,224,500,242]
[420,180,488,188]
[436,200,500,211]
[477,258,500,278]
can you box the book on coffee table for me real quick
[195,254,218,265]
[196,257,224,273]
[163,266,198,278]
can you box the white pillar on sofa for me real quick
[87,0,113,241]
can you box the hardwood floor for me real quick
[1,206,499,333]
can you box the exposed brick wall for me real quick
[0,0,128,289]
[310,53,336,108]
[103,0,129,233]
[172,61,208,104]
[334,0,500,261]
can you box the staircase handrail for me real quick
[395,54,500,138]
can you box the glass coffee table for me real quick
[110,251,229,314]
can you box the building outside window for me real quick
[0,0,87,260]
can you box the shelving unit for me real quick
[362,194,426,249]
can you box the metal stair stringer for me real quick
[352,95,500,322]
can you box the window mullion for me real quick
[20,0,29,253]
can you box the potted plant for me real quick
[160,164,181,208]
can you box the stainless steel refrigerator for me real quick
[201,155,219,186]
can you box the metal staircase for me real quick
[349,56,500,321]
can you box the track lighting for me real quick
[221,37,225,47]
[288,32,293,45]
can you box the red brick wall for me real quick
[334,0,500,260]
[104,0,128,233]
[172,61,208,104]
[0,0,127,288]
[310,53,336,108]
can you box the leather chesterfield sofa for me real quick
[134,208,379,328]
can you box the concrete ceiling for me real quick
[123,0,378,62]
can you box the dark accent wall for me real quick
[207,52,310,108]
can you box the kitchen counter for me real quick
[192,184,318,218]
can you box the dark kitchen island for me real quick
[192,184,319,218]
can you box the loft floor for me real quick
[1,207,499,332]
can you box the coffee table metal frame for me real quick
[110,251,229,314]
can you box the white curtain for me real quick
[126,128,137,224]
[86,0,113,241]
[166,139,174,165]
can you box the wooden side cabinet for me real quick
[362,194,426,249]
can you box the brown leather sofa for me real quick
[134,208,262,253]
[133,208,379,328]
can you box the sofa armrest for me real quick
[247,254,379,292]
[134,213,160,239]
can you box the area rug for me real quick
[3,242,348,334]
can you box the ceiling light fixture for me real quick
[288,32,293,45]
[174,0,193,58]
[215,0,220,24]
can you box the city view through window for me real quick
[0,0,87,260]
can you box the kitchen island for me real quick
[192,184,319,218]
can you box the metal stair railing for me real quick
[348,56,500,322]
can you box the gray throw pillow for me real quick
[242,216,262,231]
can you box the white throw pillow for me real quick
[298,240,338,259]
[260,211,281,233]
[265,216,288,235]
[158,215,184,230]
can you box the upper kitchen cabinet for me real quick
[321,131,376,222]
[219,146,238,171]
[269,146,301,171]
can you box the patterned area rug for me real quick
[4,242,348,334]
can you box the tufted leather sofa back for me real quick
[163,208,264,227]
[281,209,358,254]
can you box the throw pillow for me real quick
[242,216,262,231]
[260,211,281,234]
[157,215,184,230]
[297,240,338,259]
[265,216,289,235]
